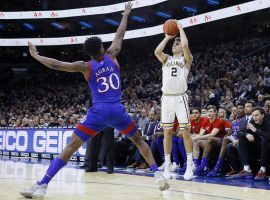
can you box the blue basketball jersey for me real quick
[74,54,138,142]
[88,54,121,104]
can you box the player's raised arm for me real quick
[175,20,193,67]
[28,42,88,73]
[106,2,132,59]
[154,35,174,64]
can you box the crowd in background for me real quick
[1,32,270,128]
[1,25,270,181]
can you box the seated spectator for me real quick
[226,101,254,176]
[137,109,149,133]
[128,110,157,169]
[178,108,207,172]
[231,101,259,179]
[192,105,230,175]
[232,107,270,180]
[207,103,245,177]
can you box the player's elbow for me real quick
[154,49,162,57]
[114,46,121,53]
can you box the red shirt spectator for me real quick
[202,118,230,138]
[190,117,208,134]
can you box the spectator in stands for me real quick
[207,103,244,177]
[15,118,21,127]
[39,118,48,127]
[237,84,252,100]
[68,116,77,126]
[58,118,65,126]
[32,117,40,127]
[8,117,16,127]
[128,110,157,169]
[0,119,7,127]
[231,102,260,179]
[193,105,230,175]
[263,100,270,114]
[28,119,34,127]
[138,109,149,133]
[256,94,265,107]
[226,102,247,176]
[232,107,270,180]
[21,118,29,127]
[192,95,202,109]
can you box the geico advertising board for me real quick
[0,129,86,156]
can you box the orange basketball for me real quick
[163,20,179,36]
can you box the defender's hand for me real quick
[28,42,39,58]
[123,2,132,16]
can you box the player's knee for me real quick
[129,134,142,146]
[181,129,191,139]
[164,129,173,136]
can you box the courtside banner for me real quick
[0,0,269,46]
[0,0,167,19]
[0,128,86,157]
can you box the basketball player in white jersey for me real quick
[154,20,194,180]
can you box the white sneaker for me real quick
[170,162,179,172]
[159,162,178,171]
[158,162,166,170]
[154,171,170,191]
[163,164,172,179]
[184,162,195,180]
[20,182,48,198]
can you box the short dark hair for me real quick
[84,36,103,57]
[206,105,217,111]
[245,101,255,108]
[236,102,245,107]
[252,107,265,114]
[192,108,201,113]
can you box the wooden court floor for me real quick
[0,159,270,200]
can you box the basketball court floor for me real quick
[1,157,270,200]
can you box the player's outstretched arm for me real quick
[175,20,193,67]
[28,42,88,73]
[107,2,132,59]
[154,35,174,64]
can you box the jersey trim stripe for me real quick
[76,124,97,137]
[87,62,92,81]
[183,95,190,124]
[121,121,135,135]
[161,123,174,127]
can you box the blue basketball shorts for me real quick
[74,102,138,141]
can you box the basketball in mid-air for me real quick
[163,20,179,36]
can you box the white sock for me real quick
[243,165,251,172]
[260,166,266,173]
[187,153,193,165]
[164,154,171,166]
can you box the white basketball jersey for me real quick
[162,56,189,95]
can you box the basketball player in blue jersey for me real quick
[20,3,168,198]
